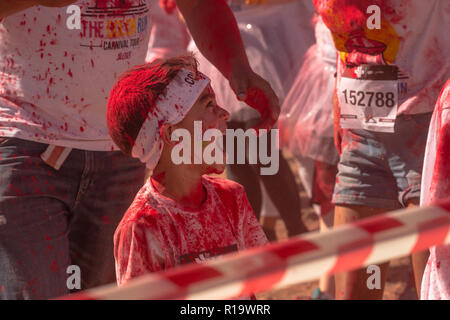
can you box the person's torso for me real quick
[0,0,153,150]
[314,0,449,115]
[137,176,246,267]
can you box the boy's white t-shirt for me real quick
[0,0,153,151]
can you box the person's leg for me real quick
[312,160,338,298]
[68,150,145,289]
[388,113,433,299]
[332,128,402,300]
[407,200,429,299]
[226,119,263,219]
[317,211,335,297]
[334,205,391,300]
[259,149,307,236]
[226,162,263,219]
[0,138,81,299]
[259,181,279,242]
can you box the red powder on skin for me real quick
[67,69,73,78]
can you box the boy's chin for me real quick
[203,163,226,175]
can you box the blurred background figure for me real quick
[146,0,190,62]
[279,15,338,299]
[420,80,450,300]
[190,0,316,241]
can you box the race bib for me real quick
[338,65,398,132]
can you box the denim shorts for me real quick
[332,113,432,210]
[0,137,145,299]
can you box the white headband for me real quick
[131,68,211,170]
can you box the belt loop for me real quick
[40,145,73,170]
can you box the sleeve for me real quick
[235,186,269,249]
[114,219,169,286]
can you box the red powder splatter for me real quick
[67,69,73,78]
[50,260,59,272]
[80,126,84,132]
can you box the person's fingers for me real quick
[229,75,248,102]
[245,86,280,133]
[229,71,280,132]
[251,85,280,132]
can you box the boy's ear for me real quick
[161,124,178,146]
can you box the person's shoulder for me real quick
[117,184,163,231]
[203,175,246,196]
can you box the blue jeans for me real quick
[333,113,432,210]
[0,137,145,299]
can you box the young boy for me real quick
[107,55,268,287]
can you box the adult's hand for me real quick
[229,67,280,131]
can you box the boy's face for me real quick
[173,84,230,174]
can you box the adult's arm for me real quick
[0,0,76,19]
[176,0,280,130]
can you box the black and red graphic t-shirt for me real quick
[114,175,268,286]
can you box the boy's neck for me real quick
[151,165,206,209]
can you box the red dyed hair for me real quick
[107,54,199,155]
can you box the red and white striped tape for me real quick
[59,199,450,300]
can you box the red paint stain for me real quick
[51,260,59,272]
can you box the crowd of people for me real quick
[0,0,448,300]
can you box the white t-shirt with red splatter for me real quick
[314,0,449,115]
[0,0,153,151]
[420,79,450,300]
[114,175,268,287]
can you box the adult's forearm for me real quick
[176,0,251,79]
[0,0,36,19]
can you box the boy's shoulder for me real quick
[117,181,163,229]
[203,175,247,212]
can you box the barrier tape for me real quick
[59,200,450,300]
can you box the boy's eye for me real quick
[207,101,215,108]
